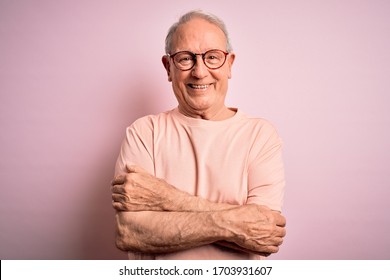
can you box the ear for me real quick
[226,52,236,79]
[162,55,172,82]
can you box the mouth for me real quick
[187,83,211,90]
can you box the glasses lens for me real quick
[173,52,195,70]
[171,50,228,70]
[204,50,227,69]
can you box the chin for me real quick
[189,101,214,111]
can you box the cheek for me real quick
[213,72,229,88]
[171,76,188,99]
[171,73,188,87]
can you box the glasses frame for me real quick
[168,49,229,71]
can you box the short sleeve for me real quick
[114,116,155,176]
[247,121,285,211]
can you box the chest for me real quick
[153,125,254,204]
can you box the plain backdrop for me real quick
[1,0,389,259]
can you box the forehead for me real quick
[171,18,227,53]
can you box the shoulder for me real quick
[126,109,175,134]
[238,111,280,137]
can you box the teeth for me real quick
[190,84,209,89]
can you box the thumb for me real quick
[126,164,147,174]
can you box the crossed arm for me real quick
[111,165,286,256]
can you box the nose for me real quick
[191,55,209,78]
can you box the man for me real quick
[111,10,286,260]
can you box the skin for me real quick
[111,17,286,257]
[112,165,286,255]
[161,17,236,121]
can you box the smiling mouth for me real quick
[188,84,210,89]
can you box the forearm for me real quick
[115,205,284,256]
[153,189,274,256]
[112,167,285,255]
[111,171,237,212]
[115,210,231,253]
[162,185,238,212]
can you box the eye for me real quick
[175,52,194,64]
[179,56,192,62]
[205,52,223,63]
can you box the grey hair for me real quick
[164,10,233,54]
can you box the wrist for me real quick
[209,209,237,242]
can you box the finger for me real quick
[111,185,122,194]
[276,237,284,246]
[112,193,129,203]
[265,236,284,247]
[268,245,280,254]
[272,212,286,227]
[112,201,126,211]
[280,227,286,237]
[275,226,286,238]
[126,164,146,174]
[111,175,126,186]
[257,245,279,255]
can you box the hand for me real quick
[222,204,286,255]
[111,165,179,211]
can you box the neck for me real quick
[178,106,236,121]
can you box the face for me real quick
[162,18,235,119]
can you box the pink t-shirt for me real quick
[115,107,285,259]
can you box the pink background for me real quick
[1,0,389,259]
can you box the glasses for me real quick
[168,49,229,71]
